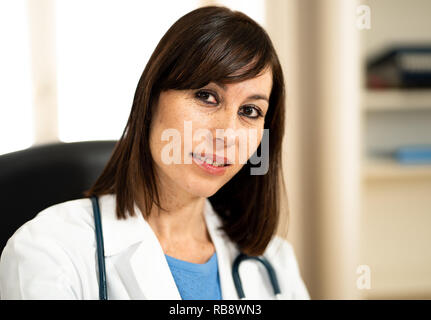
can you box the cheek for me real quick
[244,124,265,160]
[149,101,191,159]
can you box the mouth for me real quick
[190,152,232,175]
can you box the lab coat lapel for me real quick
[100,194,241,300]
[203,199,240,300]
[119,224,181,300]
[99,194,181,300]
[203,199,276,300]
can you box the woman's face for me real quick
[149,68,273,199]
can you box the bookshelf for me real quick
[363,157,431,181]
[364,90,431,112]
[362,89,431,180]
[360,87,431,299]
[360,0,431,297]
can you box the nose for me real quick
[212,110,238,150]
[209,110,243,166]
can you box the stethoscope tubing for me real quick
[91,196,108,300]
[232,253,282,299]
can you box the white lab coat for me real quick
[0,194,310,300]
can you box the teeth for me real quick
[193,153,225,167]
[205,158,224,167]
[212,162,224,167]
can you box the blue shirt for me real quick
[165,252,222,300]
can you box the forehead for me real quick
[216,68,273,96]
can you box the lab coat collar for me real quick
[98,194,147,257]
[97,194,240,300]
[202,198,239,300]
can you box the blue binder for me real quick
[395,145,431,164]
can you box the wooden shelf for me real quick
[363,89,431,111]
[362,157,431,180]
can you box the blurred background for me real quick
[1,0,430,299]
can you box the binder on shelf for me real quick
[394,145,431,164]
[367,45,431,89]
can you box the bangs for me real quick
[157,8,273,90]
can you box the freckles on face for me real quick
[149,68,273,198]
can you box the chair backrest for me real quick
[0,140,117,255]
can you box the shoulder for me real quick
[4,197,95,251]
[0,197,97,299]
[264,236,300,275]
[0,196,97,262]
[265,236,297,264]
[263,236,311,299]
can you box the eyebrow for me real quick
[212,81,269,103]
[247,94,269,103]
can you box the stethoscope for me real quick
[91,196,282,300]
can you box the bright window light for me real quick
[0,0,33,155]
[56,0,199,142]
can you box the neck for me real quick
[137,167,216,263]
[144,193,215,263]
[146,195,208,243]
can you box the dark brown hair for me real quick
[84,6,287,256]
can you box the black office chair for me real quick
[0,140,117,255]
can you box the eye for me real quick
[239,105,263,119]
[195,90,218,105]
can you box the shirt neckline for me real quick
[164,252,218,274]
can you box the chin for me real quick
[181,174,225,198]
[187,181,222,198]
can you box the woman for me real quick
[0,6,309,300]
